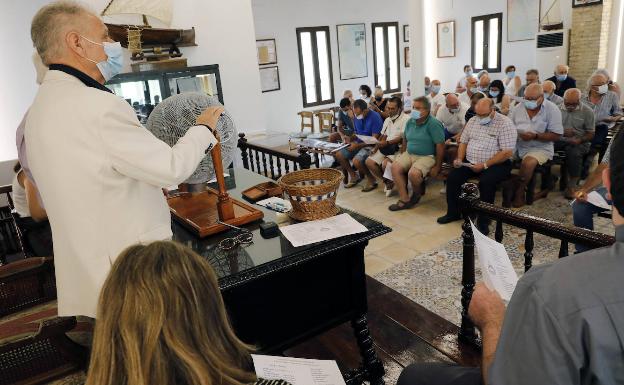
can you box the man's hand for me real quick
[519,131,536,141]
[567,137,582,145]
[378,139,388,148]
[468,282,505,331]
[430,164,441,178]
[453,158,462,168]
[470,163,485,173]
[563,127,574,137]
[348,143,359,152]
[196,106,225,130]
[575,189,588,202]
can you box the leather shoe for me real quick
[437,214,462,224]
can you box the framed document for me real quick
[403,25,410,42]
[572,0,602,7]
[404,47,410,68]
[260,66,280,93]
[336,23,368,80]
[437,21,456,58]
[256,39,277,65]
[507,0,539,41]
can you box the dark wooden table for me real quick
[171,168,391,384]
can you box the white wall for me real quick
[252,0,411,133]
[422,0,573,94]
[0,0,264,163]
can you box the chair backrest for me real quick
[316,111,335,133]
[457,183,615,344]
[298,111,315,133]
[237,133,312,180]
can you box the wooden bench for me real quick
[457,183,615,344]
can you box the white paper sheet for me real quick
[280,213,368,247]
[355,134,379,145]
[252,355,346,385]
[383,163,394,181]
[207,172,230,184]
[587,191,611,210]
[470,220,518,302]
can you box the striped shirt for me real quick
[460,112,517,164]
[582,91,622,128]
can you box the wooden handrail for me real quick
[457,182,615,344]
[237,133,312,180]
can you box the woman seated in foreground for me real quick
[85,241,290,385]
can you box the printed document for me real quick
[252,355,346,385]
[586,191,611,210]
[280,213,368,247]
[355,135,379,145]
[470,220,518,302]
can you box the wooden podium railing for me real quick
[457,183,615,344]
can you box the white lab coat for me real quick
[26,70,217,317]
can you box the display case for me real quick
[106,64,223,123]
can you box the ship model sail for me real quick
[101,0,196,61]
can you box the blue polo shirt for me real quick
[353,110,383,136]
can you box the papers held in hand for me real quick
[252,355,346,385]
[470,220,518,302]
[355,135,379,145]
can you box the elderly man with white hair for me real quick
[546,64,576,97]
[509,83,563,207]
[543,80,564,106]
[25,1,220,318]
[554,88,595,198]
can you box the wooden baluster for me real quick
[268,154,275,179]
[248,148,255,172]
[276,158,283,179]
[285,160,291,174]
[254,150,260,174]
[293,162,298,171]
[495,219,504,243]
[559,240,569,258]
[524,230,534,272]
[314,153,321,168]
[460,214,477,343]
[262,152,268,177]
[237,133,249,170]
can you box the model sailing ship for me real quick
[101,0,196,61]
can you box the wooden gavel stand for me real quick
[211,142,235,221]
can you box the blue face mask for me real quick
[556,74,567,82]
[489,90,500,98]
[524,100,539,110]
[81,36,124,81]
[478,116,492,125]
[470,87,478,94]
[431,85,441,94]
[411,110,421,120]
[506,71,515,79]
[466,70,473,76]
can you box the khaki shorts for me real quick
[395,152,436,175]
[517,151,550,165]
[368,150,398,165]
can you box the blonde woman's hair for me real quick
[85,241,257,385]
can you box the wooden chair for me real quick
[315,111,335,133]
[457,183,615,345]
[298,111,315,133]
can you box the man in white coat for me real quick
[26,1,220,318]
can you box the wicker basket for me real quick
[278,168,342,221]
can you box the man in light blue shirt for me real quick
[509,83,563,207]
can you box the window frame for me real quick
[295,26,335,108]
[471,13,503,73]
[371,22,401,93]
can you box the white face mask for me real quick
[356,114,364,120]
[597,84,609,94]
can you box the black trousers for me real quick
[446,160,512,217]
[397,363,482,385]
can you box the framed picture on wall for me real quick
[572,0,602,7]
[404,47,410,68]
[256,39,277,65]
[403,25,410,42]
[260,66,280,92]
[436,20,456,58]
[507,0,539,41]
[336,23,368,80]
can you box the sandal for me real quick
[344,177,363,188]
[388,200,414,211]
[361,182,378,192]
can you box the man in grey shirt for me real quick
[397,130,624,384]
[554,88,595,198]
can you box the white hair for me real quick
[593,68,611,80]
[30,1,94,65]
[564,88,582,99]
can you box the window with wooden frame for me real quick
[372,22,401,93]
[296,26,335,107]
[471,13,503,73]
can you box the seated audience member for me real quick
[389,97,445,211]
[456,64,475,93]
[555,88,595,199]
[427,79,445,116]
[503,65,521,96]
[365,97,410,195]
[343,89,355,105]
[465,92,487,122]
[11,162,53,256]
[404,81,412,113]
[369,85,388,118]
[477,70,489,80]
[572,138,614,252]
[330,97,354,143]
[478,74,491,93]
[424,76,432,95]
[85,241,291,385]
[510,83,563,208]
[517,68,540,98]
[582,73,622,156]
[399,131,624,385]
[359,84,372,104]
[437,99,516,233]
[488,80,511,115]
[593,68,621,97]
[437,93,469,140]
[543,80,564,106]
[459,76,478,106]
[546,64,576,97]
[335,99,383,188]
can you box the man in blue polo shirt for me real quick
[335,99,383,188]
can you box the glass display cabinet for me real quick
[106,64,223,123]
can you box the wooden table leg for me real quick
[345,314,385,385]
